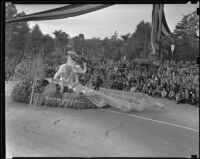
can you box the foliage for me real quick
[13,54,46,80]
[11,78,33,103]
[128,21,151,60]
[5,3,30,77]
[53,30,70,55]
[173,11,199,61]
[25,24,44,56]
[73,34,85,55]
[41,34,55,58]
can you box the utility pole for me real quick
[171,43,175,62]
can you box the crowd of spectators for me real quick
[10,53,197,106]
[77,56,199,106]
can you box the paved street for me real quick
[5,81,199,157]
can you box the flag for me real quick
[151,4,171,55]
[6,4,112,24]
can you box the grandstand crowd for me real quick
[76,56,199,106]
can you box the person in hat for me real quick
[53,51,87,92]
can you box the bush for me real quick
[11,78,34,103]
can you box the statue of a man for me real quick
[53,51,87,92]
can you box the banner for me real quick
[6,4,112,24]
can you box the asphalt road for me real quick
[5,82,199,157]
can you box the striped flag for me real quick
[151,4,171,55]
[6,4,112,24]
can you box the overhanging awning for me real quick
[6,4,113,24]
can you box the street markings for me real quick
[102,109,199,133]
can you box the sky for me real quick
[15,3,199,39]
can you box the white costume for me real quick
[54,54,86,92]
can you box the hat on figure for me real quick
[66,51,86,74]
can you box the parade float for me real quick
[22,50,164,112]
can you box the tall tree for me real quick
[109,31,123,60]
[111,31,118,41]
[73,34,85,55]
[173,11,199,61]
[9,12,30,57]
[5,3,30,77]
[41,34,55,58]
[5,3,17,50]
[53,30,70,55]
[25,24,43,56]
[127,21,151,60]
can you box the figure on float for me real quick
[53,50,87,92]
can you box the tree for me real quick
[73,34,85,55]
[127,21,151,60]
[5,3,18,78]
[41,34,55,58]
[108,31,123,60]
[111,31,118,41]
[173,11,199,61]
[6,5,30,58]
[101,38,107,57]
[53,30,70,55]
[25,24,43,56]
[10,12,30,58]
[5,3,17,50]
[5,3,30,77]
[88,37,102,58]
